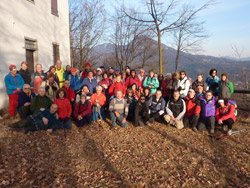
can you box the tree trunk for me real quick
[157,31,163,74]
[175,48,180,72]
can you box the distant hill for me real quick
[92,39,250,85]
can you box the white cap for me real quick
[188,89,195,93]
[97,68,102,72]
[218,99,224,103]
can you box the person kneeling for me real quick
[54,89,72,129]
[134,95,149,126]
[109,90,128,129]
[148,90,166,125]
[183,89,201,131]
[164,90,186,129]
[216,99,236,135]
[74,94,92,127]
[90,86,106,121]
[8,104,59,133]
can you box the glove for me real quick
[45,86,50,91]
[178,86,182,91]
[52,86,57,91]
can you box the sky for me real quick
[70,0,250,58]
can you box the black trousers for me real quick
[8,117,36,133]
[197,116,215,131]
[18,105,32,119]
[222,118,234,129]
[183,114,199,129]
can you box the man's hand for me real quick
[78,115,82,120]
[218,119,223,124]
[122,118,126,123]
[115,111,120,118]
[47,129,53,133]
[71,98,74,102]
[42,117,48,126]
[55,113,59,119]
[24,102,31,106]
[40,108,45,111]
[148,85,152,88]
[171,116,176,122]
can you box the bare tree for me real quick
[70,0,106,70]
[172,5,210,72]
[124,0,214,73]
[111,5,149,71]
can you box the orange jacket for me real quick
[90,93,107,106]
[53,98,72,118]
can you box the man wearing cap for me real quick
[183,89,201,131]
[164,90,186,129]
[67,67,82,93]
[115,67,120,76]
[4,65,25,119]
[55,60,66,88]
[81,62,91,80]
[95,68,103,83]
[18,61,31,84]
[108,67,114,76]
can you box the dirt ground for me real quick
[0,110,249,188]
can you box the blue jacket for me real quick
[147,95,166,115]
[82,77,98,94]
[143,76,159,94]
[205,75,220,94]
[4,73,25,94]
[18,91,36,109]
[67,74,82,91]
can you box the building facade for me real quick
[0,0,70,108]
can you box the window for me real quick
[53,43,60,65]
[25,38,38,73]
[51,0,58,16]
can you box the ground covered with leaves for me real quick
[0,110,250,188]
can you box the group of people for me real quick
[4,61,236,135]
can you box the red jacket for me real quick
[54,98,72,118]
[74,101,92,119]
[81,70,88,80]
[184,96,201,117]
[125,76,141,88]
[161,79,170,97]
[215,102,236,122]
[90,93,106,106]
[108,82,126,97]
[99,78,113,91]
[62,86,76,101]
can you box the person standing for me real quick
[18,61,31,84]
[40,73,59,102]
[4,65,25,119]
[81,62,91,80]
[176,70,191,98]
[55,60,66,88]
[143,70,159,94]
[31,64,46,94]
[125,69,141,88]
[205,68,220,95]
[218,73,234,99]
[82,71,98,94]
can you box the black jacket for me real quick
[134,101,149,123]
[18,69,31,84]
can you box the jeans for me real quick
[76,114,92,127]
[183,114,200,129]
[110,112,128,127]
[92,107,106,121]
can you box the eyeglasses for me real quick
[24,88,30,90]
[140,98,146,101]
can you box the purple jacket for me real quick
[200,96,216,118]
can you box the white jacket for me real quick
[177,77,190,98]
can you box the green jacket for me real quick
[30,95,52,113]
[143,76,159,94]
[218,79,234,99]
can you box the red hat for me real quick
[85,62,90,67]
[71,67,76,72]
[9,65,16,70]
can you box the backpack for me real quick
[229,100,237,117]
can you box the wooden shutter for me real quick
[51,0,58,15]
[53,44,60,65]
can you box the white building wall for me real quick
[0,0,70,109]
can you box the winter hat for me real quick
[9,65,16,71]
[218,99,224,103]
[100,66,105,69]
[165,73,172,77]
[85,62,90,67]
[97,68,102,72]
[71,67,76,72]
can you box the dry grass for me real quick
[0,111,249,187]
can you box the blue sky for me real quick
[70,0,250,58]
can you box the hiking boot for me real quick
[222,125,226,132]
[146,122,152,127]
[138,121,145,126]
[192,127,198,132]
[228,129,232,135]
[111,125,116,130]
[210,128,215,134]
[89,123,93,128]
